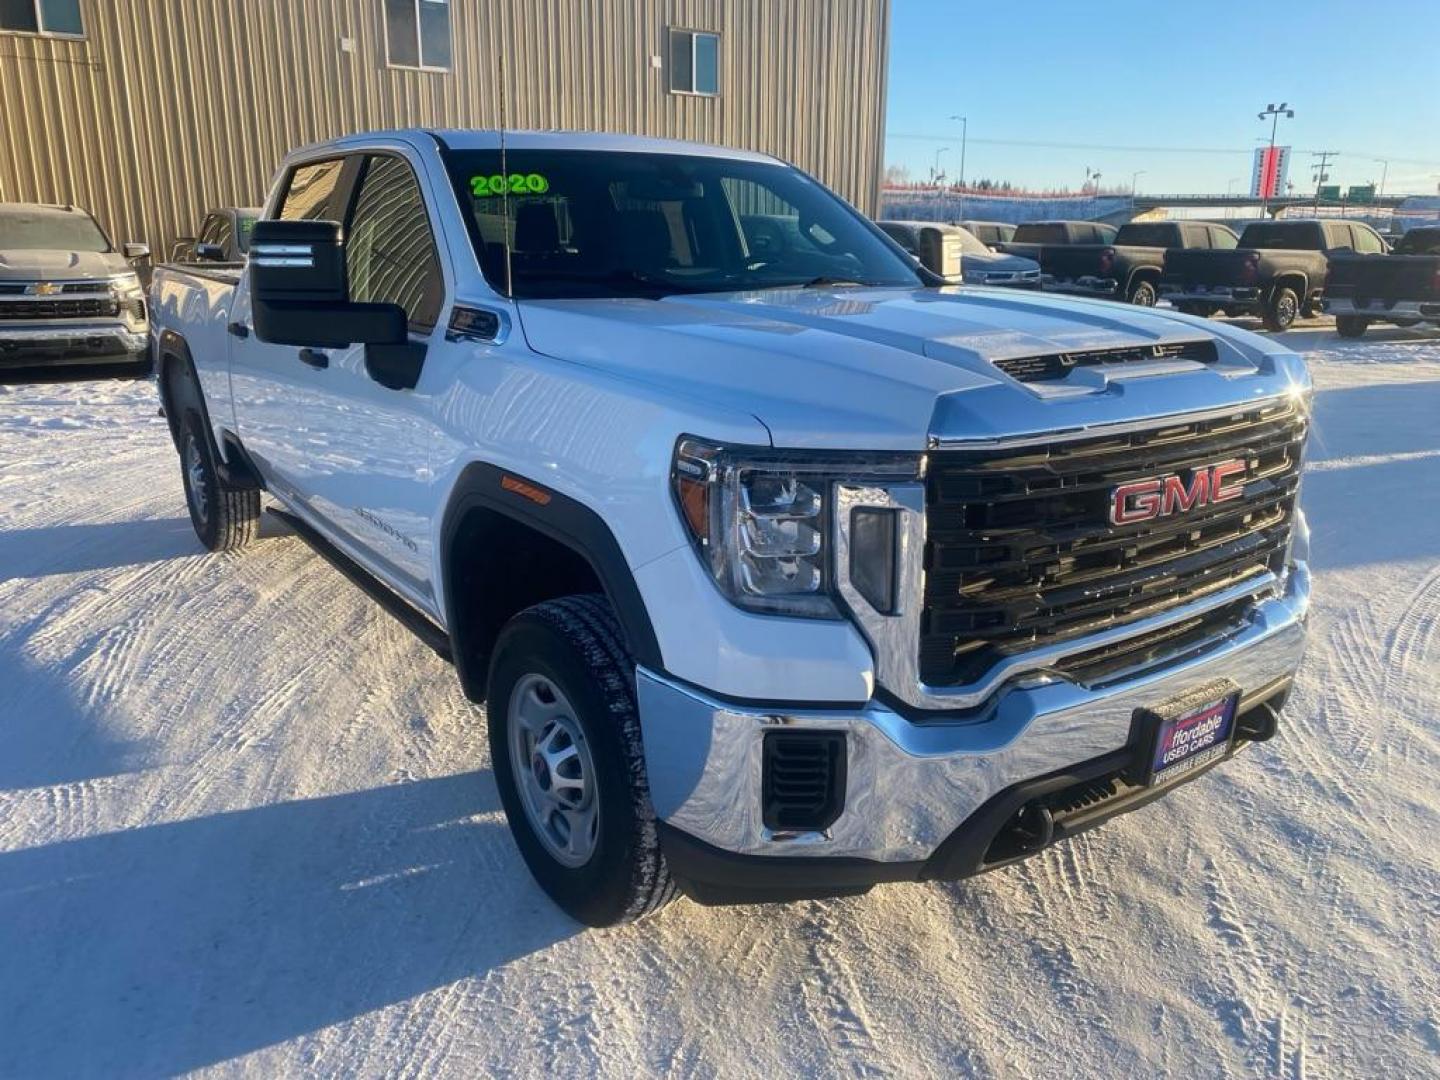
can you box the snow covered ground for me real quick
[1,321,1437,1079]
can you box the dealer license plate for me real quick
[1137,685,1240,787]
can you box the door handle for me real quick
[227,321,249,338]
[298,347,329,370]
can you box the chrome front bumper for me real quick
[1041,276,1120,297]
[0,323,148,365]
[638,556,1310,864]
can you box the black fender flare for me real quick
[438,461,663,695]
[155,329,263,491]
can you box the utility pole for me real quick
[948,115,968,190]
[1256,102,1295,217]
[1374,158,1389,200]
[1310,150,1338,212]
[933,147,950,187]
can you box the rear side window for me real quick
[1116,223,1175,247]
[878,223,918,255]
[345,154,444,332]
[1208,226,1239,250]
[278,159,346,221]
[1351,225,1385,254]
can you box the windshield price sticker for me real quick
[470,173,550,197]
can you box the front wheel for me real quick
[1335,315,1369,339]
[1263,286,1300,331]
[1127,278,1158,306]
[488,595,678,926]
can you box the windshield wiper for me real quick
[797,275,869,288]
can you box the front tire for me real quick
[1127,278,1158,306]
[488,595,678,926]
[178,408,260,552]
[1335,315,1369,339]
[1263,286,1300,331]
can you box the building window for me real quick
[0,0,85,37]
[668,28,719,95]
[384,0,451,71]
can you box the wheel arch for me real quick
[156,329,264,491]
[438,461,662,702]
[1272,271,1308,299]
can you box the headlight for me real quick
[110,272,143,298]
[671,437,920,617]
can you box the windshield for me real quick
[235,212,257,253]
[443,149,923,299]
[0,207,111,252]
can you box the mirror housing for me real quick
[122,241,150,260]
[249,219,408,349]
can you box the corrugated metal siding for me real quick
[0,0,889,254]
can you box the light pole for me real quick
[948,114,968,190]
[1131,170,1146,198]
[1256,102,1295,216]
[933,147,950,187]
[1374,158,1389,200]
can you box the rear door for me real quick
[232,151,448,607]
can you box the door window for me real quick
[1351,225,1385,254]
[278,159,347,221]
[345,155,444,332]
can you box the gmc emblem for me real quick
[1109,460,1247,526]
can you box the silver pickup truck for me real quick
[0,203,150,374]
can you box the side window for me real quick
[1324,222,1354,251]
[278,158,347,221]
[211,214,234,256]
[1352,225,1385,254]
[1209,226,1238,250]
[197,215,223,246]
[345,155,444,333]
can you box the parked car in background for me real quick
[1037,221,1238,307]
[1324,226,1440,337]
[0,202,150,374]
[1161,219,1388,330]
[998,220,1119,262]
[876,219,1040,287]
[959,220,1016,248]
[170,207,261,263]
[150,129,1311,927]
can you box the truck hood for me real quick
[517,285,1301,449]
[0,249,129,279]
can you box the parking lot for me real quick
[0,318,1435,1077]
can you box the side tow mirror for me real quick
[122,241,150,260]
[249,218,425,390]
[195,242,226,262]
[250,218,406,349]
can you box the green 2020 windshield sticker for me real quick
[470,173,551,197]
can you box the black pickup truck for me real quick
[1036,221,1238,306]
[998,220,1117,263]
[1324,226,1440,338]
[1161,218,1389,330]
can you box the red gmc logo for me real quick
[1109,460,1247,526]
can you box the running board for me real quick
[267,507,453,662]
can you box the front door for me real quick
[230,151,448,611]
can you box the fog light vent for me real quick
[761,731,847,832]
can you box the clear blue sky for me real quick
[885,0,1440,196]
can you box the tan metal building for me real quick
[0,0,890,257]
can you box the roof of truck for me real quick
[0,202,94,217]
[296,128,783,164]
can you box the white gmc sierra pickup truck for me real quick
[149,130,1312,927]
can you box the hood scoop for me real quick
[993,339,1219,383]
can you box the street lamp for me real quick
[1256,102,1295,216]
[1374,158,1390,200]
[948,114,968,190]
[1131,170,1146,198]
[933,147,950,187]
